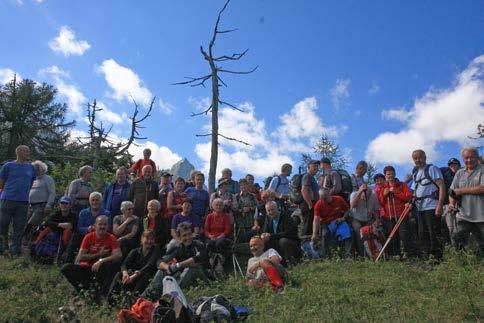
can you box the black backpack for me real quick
[289,174,304,204]
[193,295,237,323]
[335,169,353,198]
[440,166,456,204]
[412,164,439,200]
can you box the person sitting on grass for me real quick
[204,198,233,261]
[166,200,200,251]
[112,201,140,260]
[64,192,110,263]
[141,222,208,301]
[261,201,300,265]
[143,199,165,249]
[247,236,287,292]
[108,229,160,304]
[60,215,121,303]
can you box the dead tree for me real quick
[174,0,257,193]
[81,98,154,170]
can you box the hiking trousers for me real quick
[0,200,29,255]
[417,210,442,259]
[351,219,368,257]
[141,266,207,301]
[454,220,484,257]
[382,217,416,257]
[61,262,119,297]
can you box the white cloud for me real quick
[208,102,271,151]
[39,66,126,126]
[330,78,350,109]
[274,97,345,153]
[369,82,380,95]
[49,26,90,57]
[0,68,21,85]
[128,141,182,170]
[194,97,345,177]
[96,102,127,125]
[381,107,412,123]
[188,96,211,111]
[195,142,294,178]
[366,54,484,165]
[98,59,152,106]
[158,99,175,115]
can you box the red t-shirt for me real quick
[204,212,232,238]
[313,195,349,224]
[130,159,157,178]
[79,232,119,267]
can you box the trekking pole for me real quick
[375,203,413,262]
[54,235,62,266]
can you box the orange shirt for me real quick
[130,159,157,178]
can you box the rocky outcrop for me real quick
[170,158,195,180]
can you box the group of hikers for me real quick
[0,145,482,306]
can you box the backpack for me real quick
[335,169,353,198]
[360,224,383,260]
[192,295,237,323]
[289,174,304,204]
[412,164,439,200]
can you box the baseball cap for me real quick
[447,158,461,166]
[59,196,72,204]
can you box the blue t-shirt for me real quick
[0,161,35,202]
[184,187,210,219]
[171,212,201,230]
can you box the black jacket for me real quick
[262,212,299,241]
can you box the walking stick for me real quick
[375,203,413,262]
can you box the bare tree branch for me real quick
[217,28,238,34]
[214,49,249,62]
[218,65,259,75]
[191,104,213,117]
[172,74,212,87]
[219,100,243,112]
[218,133,250,146]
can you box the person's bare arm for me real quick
[454,185,484,195]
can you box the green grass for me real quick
[0,249,482,322]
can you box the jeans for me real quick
[64,232,84,264]
[418,209,442,259]
[108,270,152,301]
[141,266,207,300]
[454,220,484,257]
[0,200,29,255]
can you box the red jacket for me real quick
[377,180,412,219]
[204,212,232,238]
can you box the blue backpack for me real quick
[327,220,352,242]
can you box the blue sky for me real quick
[1,0,483,182]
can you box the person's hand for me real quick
[311,234,319,243]
[248,262,259,274]
[124,216,134,224]
[58,223,68,230]
[435,204,443,218]
[121,271,130,284]
[359,184,368,193]
[91,258,103,272]
[88,225,94,232]
[336,217,345,223]
[251,225,260,232]
[383,188,389,196]
[261,233,270,242]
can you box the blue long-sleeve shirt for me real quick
[77,207,111,235]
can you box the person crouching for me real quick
[247,236,287,292]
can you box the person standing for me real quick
[300,160,320,238]
[130,148,157,178]
[24,160,56,239]
[412,149,446,259]
[0,145,36,256]
[103,167,130,220]
[449,147,484,256]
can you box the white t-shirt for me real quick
[246,248,281,280]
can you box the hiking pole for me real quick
[375,203,413,262]
[54,235,62,266]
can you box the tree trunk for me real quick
[208,63,219,193]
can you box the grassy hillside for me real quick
[0,249,482,322]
